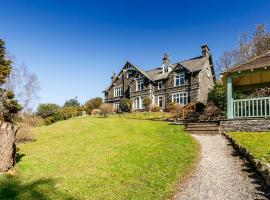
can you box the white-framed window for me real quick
[172,92,188,105]
[136,79,144,91]
[163,66,169,73]
[113,86,123,97]
[113,102,120,111]
[158,96,163,108]
[174,73,185,86]
[135,97,142,109]
[126,71,132,78]
[158,81,162,90]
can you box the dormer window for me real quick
[174,73,185,86]
[164,66,168,73]
[136,79,144,91]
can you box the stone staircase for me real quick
[185,122,220,134]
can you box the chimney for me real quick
[162,53,170,64]
[111,71,116,82]
[201,44,210,57]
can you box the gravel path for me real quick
[173,134,270,200]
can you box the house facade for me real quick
[103,45,215,111]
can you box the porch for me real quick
[222,51,270,119]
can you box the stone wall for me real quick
[220,119,270,132]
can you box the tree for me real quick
[4,61,40,112]
[64,97,80,108]
[0,38,21,172]
[207,81,226,111]
[119,98,132,112]
[142,97,151,111]
[36,103,61,119]
[84,97,103,114]
[217,24,270,76]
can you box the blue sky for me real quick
[0,0,269,105]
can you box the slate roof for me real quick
[146,56,208,81]
[103,55,209,91]
[223,50,270,74]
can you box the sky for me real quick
[0,0,270,106]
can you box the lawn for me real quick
[0,116,198,200]
[228,132,270,163]
[121,112,173,121]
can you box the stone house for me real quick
[103,45,215,111]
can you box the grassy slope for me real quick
[228,132,270,163]
[0,117,197,200]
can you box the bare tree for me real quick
[5,61,40,112]
[217,24,270,76]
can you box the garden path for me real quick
[173,134,270,200]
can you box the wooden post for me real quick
[227,75,233,119]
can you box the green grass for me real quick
[228,132,270,163]
[120,112,172,121]
[0,116,197,200]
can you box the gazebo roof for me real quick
[223,50,270,75]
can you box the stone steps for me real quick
[185,122,220,134]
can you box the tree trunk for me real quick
[0,122,17,172]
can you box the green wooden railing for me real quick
[233,96,270,118]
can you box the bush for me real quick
[119,98,132,112]
[185,111,201,122]
[84,97,103,114]
[44,116,55,125]
[167,102,177,112]
[143,97,151,111]
[15,123,36,143]
[150,104,161,112]
[207,81,226,111]
[199,102,226,121]
[62,106,78,120]
[169,103,183,118]
[91,109,101,115]
[36,103,61,119]
[19,113,44,127]
[100,104,114,117]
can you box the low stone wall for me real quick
[223,132,270,186]
[220,118,270,132]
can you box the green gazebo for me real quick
[222,51,270,119]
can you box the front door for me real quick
[158,96,163,108]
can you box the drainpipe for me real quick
[227,75,233,119]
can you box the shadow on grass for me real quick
[0,175,76,200]
[15,153,25,164]
[228,143,270,199]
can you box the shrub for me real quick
[36,103,61,119]
[100,104,114,117]
[207,81,226,111]
[44,116,55,125]
[119,98,132,112]
[150,104,161,112]
[19,113,44,127]
[169,103,183,118]
[143,97,152,111]
[84,97,103,114]
[62,106,78,120]
[91,109,101,115]
[185,111,201,122]
[15,123,36,143]
[199,102,226,121]
[167,102,177,112]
